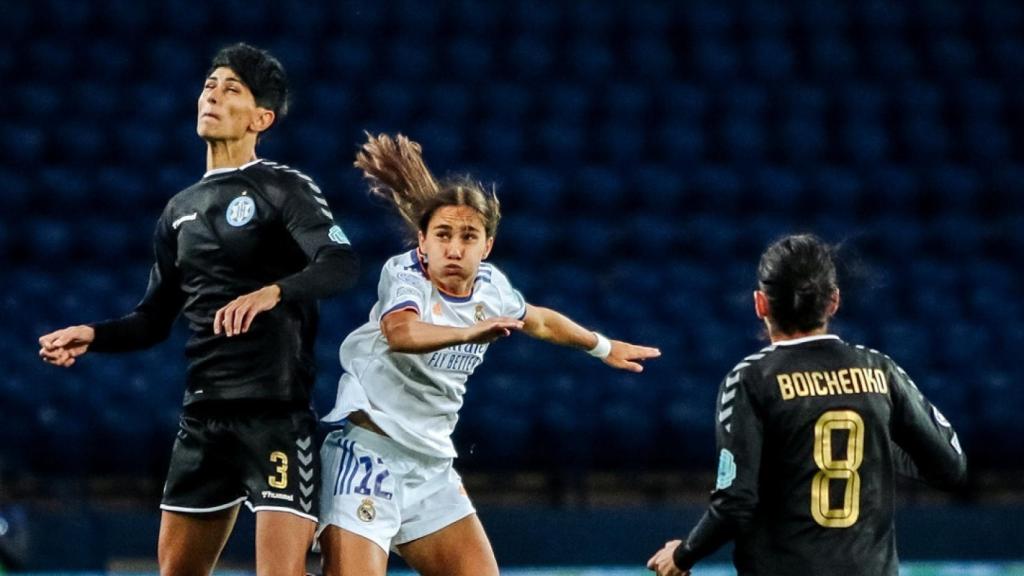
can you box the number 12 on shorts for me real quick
[333,440,394,500]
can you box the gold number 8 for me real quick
[269,451,288,489]
[811,410,864,528]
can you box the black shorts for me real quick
[161,400,319,522]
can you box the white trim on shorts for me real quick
[245,501,318,523]
[160,495,247,514]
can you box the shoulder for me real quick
[849,342,920,393]
[476,261,514,288]
[717,345,778,432]
[247,160,324,204]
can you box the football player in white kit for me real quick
[317,133,662,575]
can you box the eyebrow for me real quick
[205,75,244,85]
[433,223,483,233]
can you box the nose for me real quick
[446,242,463,259]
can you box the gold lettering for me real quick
[793,373,810,397]
[863,368,876,393]
[778,374,795,400]
[849,368,864,394]
[875,369,888,394]
[839,369,853,394]
[824,370,843,395]
[812,372,829,396]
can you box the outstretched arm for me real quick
[521,304,660,372]
[380,309,524,354]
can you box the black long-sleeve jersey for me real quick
[89,159,359,406]
[674,334,967,576]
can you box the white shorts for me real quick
[318,424,476,554]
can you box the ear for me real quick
[482,236,495,260]
[417,229,427,253]
[753,290,770,320]
[828,289,841,317]
[250,107,276,134]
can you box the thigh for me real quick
[319,524,388,576]
[397,513,498,576]
[255,510,315,576]
[158,507,238,576]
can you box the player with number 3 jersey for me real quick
[647,234,967,576]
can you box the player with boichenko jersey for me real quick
[647,234,967,576]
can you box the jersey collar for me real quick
[772,334,841,347]
[203,158,263,178]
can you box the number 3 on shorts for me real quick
[811,410,864,528]
[269,451,288,489]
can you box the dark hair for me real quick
[354,133,501,243]
[757,234,838,334]
[208,43,289,121]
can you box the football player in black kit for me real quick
[38,43,358,575]
[647,234,967,576]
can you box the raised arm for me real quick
[521,304,661,372]
[380,309,523,354]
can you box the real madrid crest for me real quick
[226,192,256,227]
[474,304,486,322]
[357,498,376,522]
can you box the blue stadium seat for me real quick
[100,0,150,33]
[508,166,566,213]
[928,164,981,213]
[720,115,766,161]
[447,36,495,78]
[628,38,675,78]
[543,83,591,124]
[838,82,887,119]
[388,38,437,79]
[897,82,944,118]
[477,120,525,167]
[797,0,849,30]
[28,39,75,79]
[749,165,803,214]
[0,125,46,166]
[743,2,791,33]
[691,166,743,212]
[856,0,909,30]
[598,122,647,164]
[867,36,918,78]
[964,119,1011,162]
[605,82,651,121]
[566,39,615,80]
[812,166,862,213]
[929,36,977,76]
[693,36,740,79]
[901,115,951,161]
[779,117,827,164]
[325,38,374,78]
[482,82,532,120]
[571,166,625,212]
[86,39,136,80]
[367,81,416,125]
[841,121,890,164]
[631,165,684,213]
[749,36,796,79]
[0,168,33,213]
[536,122,586,166]
[657,121,705,165]
[661,83,708,120]
[159,0,211,35]
[14,83,61,118]
[687,2,735,34]
[866,165,921,213]
[509,35,555,79]
[808,35,857,78]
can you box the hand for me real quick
[38,325,95,367]
[213,285,281,337]
[463,317,524,345]
[647,540,689,576]
[604,340,661,373]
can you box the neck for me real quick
[767,325,829,344]
[434,278,473,298]
[206,137,258,172]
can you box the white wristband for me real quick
[587,332,612,359]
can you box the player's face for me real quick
[418,205,494,296]
[197,67,272,141]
